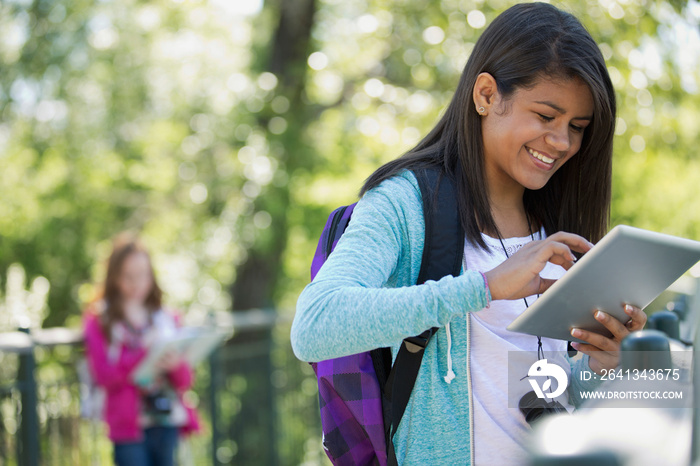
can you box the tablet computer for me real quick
[132,327,228,386]
[506,225,700,342]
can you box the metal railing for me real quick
[0,310,329,466]
[3,275,697,465]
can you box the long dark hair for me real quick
[360,3,616,250]
[93,232,163,340]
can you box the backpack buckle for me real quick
[403,329,434,353]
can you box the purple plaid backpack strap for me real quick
[311,203,356,281]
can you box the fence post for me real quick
[17,327,39,466]
[266,327,278,466]
[209,345,221,466]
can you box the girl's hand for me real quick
[484,231,594,301]
[570,304,647,375]
[155,350,182,373]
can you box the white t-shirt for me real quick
[465,227,574,465]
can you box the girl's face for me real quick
[116,251,154,304]
[477,75,594,194]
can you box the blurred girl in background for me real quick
[83,233,199,466]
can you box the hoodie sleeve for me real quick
[83,314,146,391]
[168,360,194,391]
[166,311,195,391]
[291,172,490,363]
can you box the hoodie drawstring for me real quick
[444,321,456,383]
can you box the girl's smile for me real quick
[526,147,556,167]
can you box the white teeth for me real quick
[527,148,555,164]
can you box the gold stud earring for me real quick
[478,106,485,115]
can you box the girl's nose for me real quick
[544,126,571,152]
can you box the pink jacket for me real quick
[83,311,200,442]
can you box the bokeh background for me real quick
[0,0,699,464]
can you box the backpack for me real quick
[309,167,463,466]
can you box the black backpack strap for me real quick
[384,166,463,465]
[414,167,464,286]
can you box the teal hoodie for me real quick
[292,169,602,464]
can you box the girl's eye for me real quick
[537,113,585,133]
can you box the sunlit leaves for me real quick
[1,0,699,324]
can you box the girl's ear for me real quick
[473,72,499,116]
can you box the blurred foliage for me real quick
[1,0,698,325]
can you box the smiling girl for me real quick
[83,233,199,466]
[292,3,647,465]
